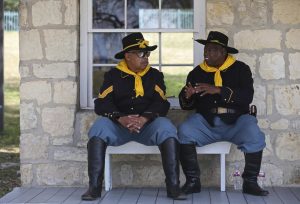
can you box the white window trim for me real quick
[80,0,206,109]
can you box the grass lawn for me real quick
[0,31,20,197]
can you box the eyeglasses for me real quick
[127,51,151,58]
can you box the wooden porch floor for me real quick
[0,187,300,204]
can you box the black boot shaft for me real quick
[159,138,186,200]
[82,137,107,200]
[242,150,269,196]
[88,137,107,187]
[180,144,201,194]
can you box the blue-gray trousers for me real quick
[178,113,266,153]
[88,117,178,146]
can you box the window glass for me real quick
[93,33,124,64]
[142,33,159,65]
[162,66,193,97]
[93,0,125,28]
[93,66,114,98]
[161,33,193,64]
[127,0,159,28]
[161,0,193,29]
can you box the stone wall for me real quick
[19,0,300,187]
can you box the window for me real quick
[80,0,206,108]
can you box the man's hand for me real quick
[193,83,221,96]
[184,82,196,99]
[117,115,149,133]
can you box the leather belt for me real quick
[211,107,238,114]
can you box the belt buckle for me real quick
[217,107,227,114]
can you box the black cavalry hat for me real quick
[114,32,157,59]
[195,31,239,54]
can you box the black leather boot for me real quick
[180,144,201,194]
[81,137,107,200]
[242,150,269,196]
[159,138,186,200]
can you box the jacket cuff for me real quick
[140,112,159,122]
[179,93,194,108]
[104,112,124,122]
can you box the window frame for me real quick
[80,0,206,108]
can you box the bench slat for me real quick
[106,141,231,154]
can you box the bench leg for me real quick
[104,154,112,191]
[220,154,226,192]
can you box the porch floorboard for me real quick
[1,186,299,204]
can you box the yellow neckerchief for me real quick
[116,59,150,97]
[199,54,236,87]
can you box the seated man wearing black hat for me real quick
[82,32,186,201]
[178,31,269,196]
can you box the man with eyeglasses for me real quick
[82,32,186,201]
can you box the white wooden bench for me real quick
[104,141,231,192]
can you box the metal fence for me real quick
[139,9,193,29]
[4,11,19,31]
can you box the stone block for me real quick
[42,107,75,137]
[53,81,77,105]
[19,65,30,78]
[54,147,86,162]
[20,133,49,160]
[20,30,43,60]
[291,120,300,130]
[19,1,28,28]
[74,111,98,143]
[36,163,82,185]
[261,163,283,186]
[259,53,285,80]
[135,165,165,186]
[267,94,273,115]
[273,0,300,24]
[20,81,52,105]
[252,84,266,115]
[286,29,300,50]
[276,132,300,161]
[120,164,134,185]
[263,134,273,157]
[227,145,244,162]
[20,164,33,186]
[112,162,164,187]
[20,102,38,130]
[112,155,146,162]
[236,53,257,76]
[33,63,77,79]
[44,29,78,61]
[289,53,300,80]
[270,119,289,130]
[53,136,73,146]
[83,167,89,186]
[234,30,281,50]
[207,2,234,26]
[258,119,270,129]
[64,0,79,25]
[32,1,62,26]
[274,85,300,115]
[238,0,267,26]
